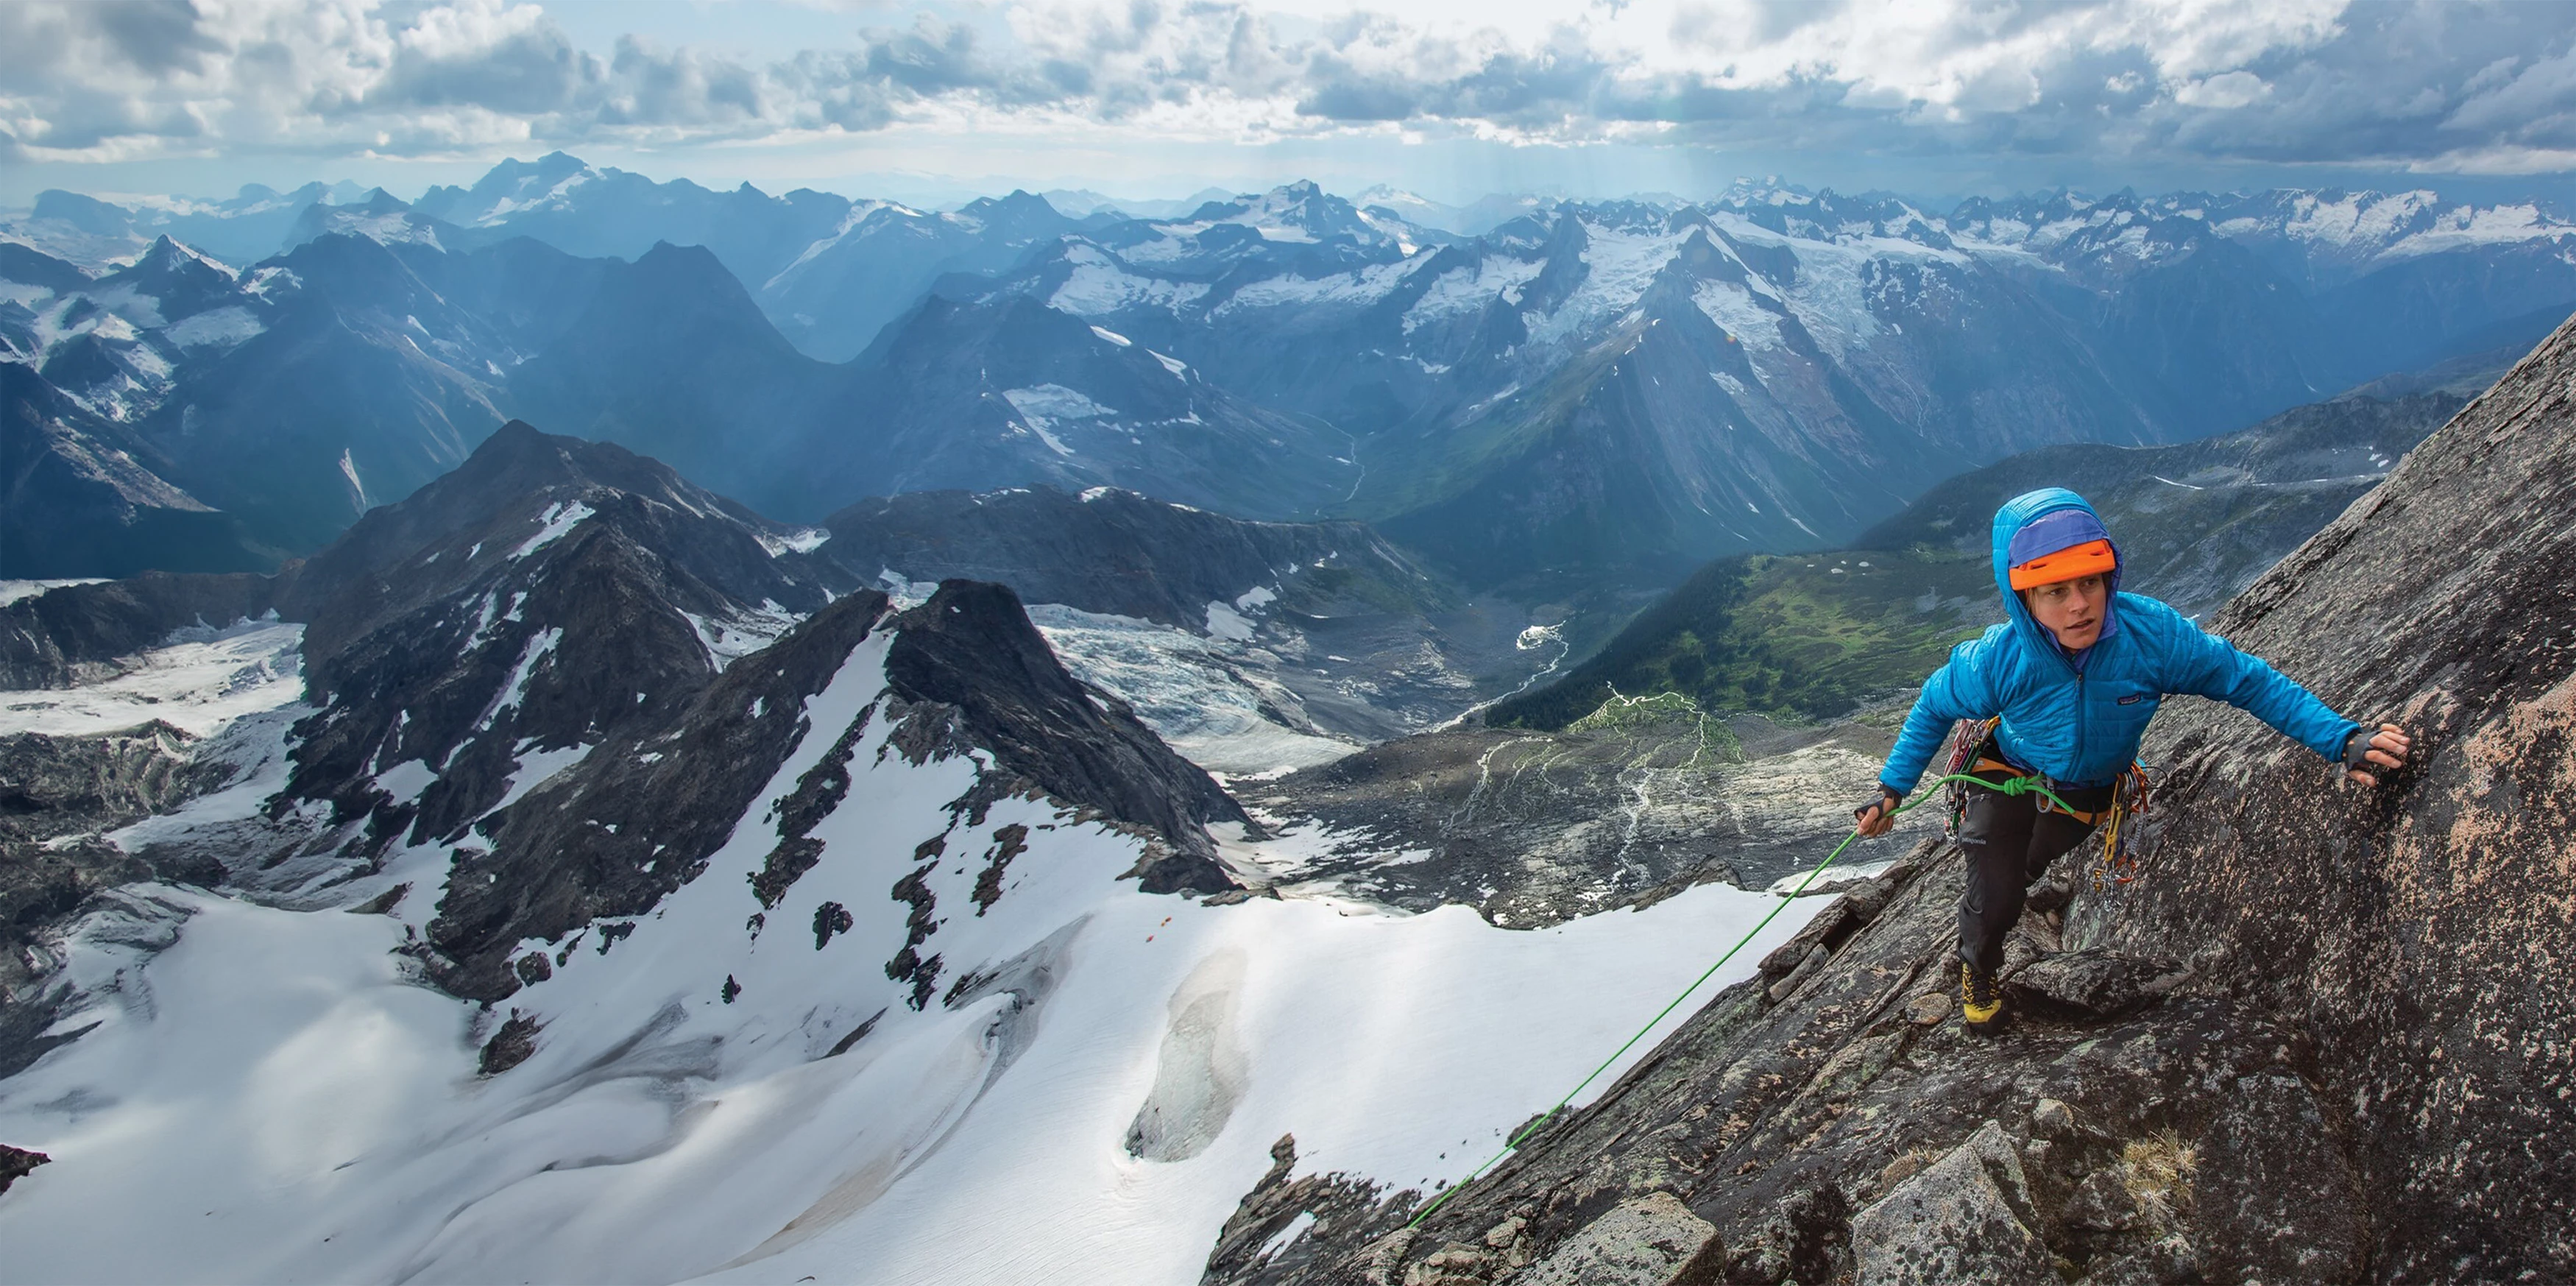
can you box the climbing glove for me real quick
[1853,786,1903,835]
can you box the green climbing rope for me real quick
[1404,770,2076,1230]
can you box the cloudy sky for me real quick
[5,0,2575,208]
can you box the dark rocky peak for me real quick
[818,484,1449,632]
[95,236,239,322]
[1519,210,1595,316]
[576,241,795,355]
[952,189,1074,241]
[279,497,772,862]
[0,243,94,294]
[881,580,1250,873]
[421,578,1242,1006]
[1224,311,2576,1283]
[407,236,617,352]
[267,420,845,842]
[29,190,133,237]
[1184,194,1253,222]
[417,588,895,1000]
[284,420,843,661]
[264,232,458,322]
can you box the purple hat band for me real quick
[2008,508,2113,568]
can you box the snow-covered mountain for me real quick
[0,423,1846,1283]
[14,161,2572,598]
[933,179,2570,581]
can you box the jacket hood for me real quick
[1990,487,2122,659]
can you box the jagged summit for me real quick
[1219,311,2576,1282]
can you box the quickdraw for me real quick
[2086,762,2154,891]
[1942,716,2000,837]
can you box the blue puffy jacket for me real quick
[1878,487,2358,795]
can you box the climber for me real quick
[1849,487,2410,1035]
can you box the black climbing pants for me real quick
[1956,763,2112,975]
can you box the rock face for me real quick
[880,581,1248,882]
[270,420,852,861]
[0,721,227,1076]
[0,1142,46,1197]
[2083,308,2576,1276]
[1850,1121,2053,1286]
[1512,1191,1722,1286]
[1207,312,2576,1283]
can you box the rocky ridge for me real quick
[1,422,1253,1054]
[1202,312,2576,1282]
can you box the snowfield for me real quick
[0,618,302,738]
[0,619,1824,1286]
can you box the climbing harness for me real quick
[1939,718,2154,893]
[1403,769,2084,1231]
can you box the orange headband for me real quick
[2009,537,2116,590]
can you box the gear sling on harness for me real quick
[1941,716,2153,892]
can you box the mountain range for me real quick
[9,159,2573,600]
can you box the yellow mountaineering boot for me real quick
[1961,961,2006,1036]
